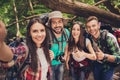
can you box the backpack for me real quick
[39,13,49,25]
[100,24,120,47]
[5,42,30,80]
[113,29,120,47]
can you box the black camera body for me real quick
[55,53,65,63]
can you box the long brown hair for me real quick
[68,21,86,52]
[26,17,51,73]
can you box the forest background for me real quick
[1,0,120,79]
[1,0,120,42]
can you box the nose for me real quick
[37,31,42,36]
[56,23,59,26]
[55,22,60,26]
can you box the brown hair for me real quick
[68,21,85,51]
[86,16,99,24]
[26,17,51,73]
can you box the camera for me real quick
[55,53,65,63]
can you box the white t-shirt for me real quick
[37,48,48,80]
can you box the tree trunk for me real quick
[103,0,120,15]
[13,0,21,37]
[39,0,120,28]
[28,0,34,14]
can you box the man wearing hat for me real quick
[47,11,70,80]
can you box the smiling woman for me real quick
[0,17,54,80]
[66,21,96,80]
[24,17,53,80]
[30,22,46,48]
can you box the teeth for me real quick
[36,38,42,41]
[56,28,59,30]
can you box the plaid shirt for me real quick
[0,42,51,80]
[0,42,26,68]
[93,30,120,71]
[23,65,51,80]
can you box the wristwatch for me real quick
[103,54,108,62]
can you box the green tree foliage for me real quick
[1,0,120,43]
[0,0,51,42]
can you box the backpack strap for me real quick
[100,30,109,53]
[63,29,69,42]
[47,28,53,47]
[48,28,69,48]
[84,32,99,52]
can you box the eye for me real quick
[40,29,45,32]
[58,20,62,24]
[72,27,76,30]
[51,21,56,24]
[87,26,91,29]
[92,24,96,27]
[72,29,75,31]
[32,30,38,33]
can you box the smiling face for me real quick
[51,18,64,34]
[86,20,100,39]
[72,24,80,42]
[30,22,46,48]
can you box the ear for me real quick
[98,22,101,29]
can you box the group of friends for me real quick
[0,10,120,80]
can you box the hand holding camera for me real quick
[55,53,65,63]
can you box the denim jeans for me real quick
[70,66,86,80]
[51,63,64,80]
[93,62,114,80]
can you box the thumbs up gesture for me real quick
[96,47,104,60]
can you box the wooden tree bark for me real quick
[13,0,21,37]
[28,0,34,14]
[103,0,120,15]
[39,0,120,28]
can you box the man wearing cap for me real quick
[47,11,70,80]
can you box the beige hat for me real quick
[48,11,63,20]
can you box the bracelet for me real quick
[103,54,108,62]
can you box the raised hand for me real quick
[72,50,85,58]
[72,50,86,62]
[49,50,54,61]
[96,47,104,60]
